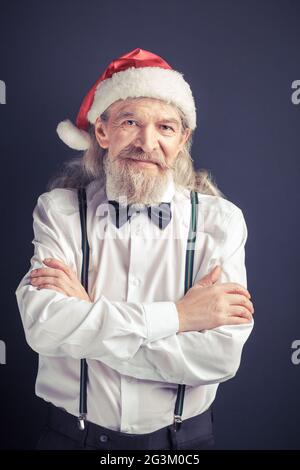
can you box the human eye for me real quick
[161,124,175,132]
[123,119,137,126]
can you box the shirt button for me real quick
[131,278,140,286]
[99,434,109,443]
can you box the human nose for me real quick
[133,125,159,153]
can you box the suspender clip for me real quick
[78,413,87,431]
[173,414,182,432]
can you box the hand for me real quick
[29,258,92,302]
[175,265,254,332]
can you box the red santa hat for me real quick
[56,47,197,150]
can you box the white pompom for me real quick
[56,119,91,150]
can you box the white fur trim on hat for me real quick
[56,119,91,151]
[87,66,197,130]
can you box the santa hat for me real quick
[56,47,197,150]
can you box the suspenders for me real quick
[173,189,198,432]
[76,187,199,432]
[77,187,89,431]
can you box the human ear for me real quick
[94,118,110,149]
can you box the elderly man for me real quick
[15,48,254,451]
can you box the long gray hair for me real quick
[47,103,225,198]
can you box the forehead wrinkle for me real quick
[110,97,180,119]
[114,109,181,126]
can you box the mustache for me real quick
[115,146,170,169]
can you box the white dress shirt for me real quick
[15,175,254,434]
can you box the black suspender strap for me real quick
[77,187,90,431]
[173,190,198,432]
[76,187,198,433]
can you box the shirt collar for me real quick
[158,172,176,203]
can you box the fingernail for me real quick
[44,258,51,262]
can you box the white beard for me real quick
[103,151,174,206]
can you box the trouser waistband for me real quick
[46,403,214,450]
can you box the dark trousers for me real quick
[35,403,215,451]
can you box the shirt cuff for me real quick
[142,301,179,343]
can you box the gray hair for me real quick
[47,103,225,198]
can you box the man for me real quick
[15,48,254,450]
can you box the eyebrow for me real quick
[115,111,181,126]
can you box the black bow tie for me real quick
[108,200,172,230]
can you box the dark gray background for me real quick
[0,0,299,449]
